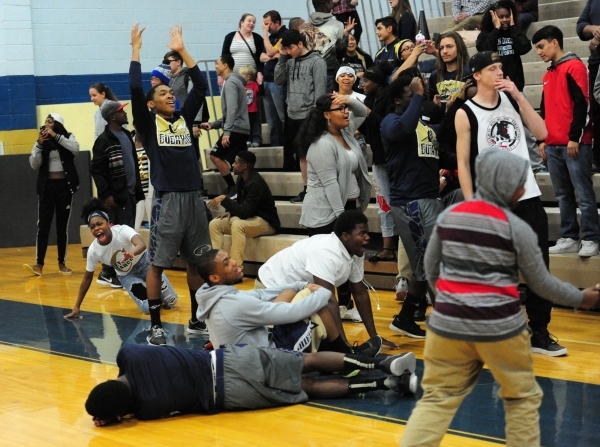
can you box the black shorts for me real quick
[210,132,249,165]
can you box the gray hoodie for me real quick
[308,12,346,74]
[195,282,331,348]
[209,72,250,136]
[274,51,328,119]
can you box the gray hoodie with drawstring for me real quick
[209,72,250,136]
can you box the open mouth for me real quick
[95,231,108,244]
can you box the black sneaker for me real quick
[351,335,382,357]
[187,319,209,335]
[389,315,426,338]
[379,352,416,376]
[147,325,167,346]
[96,272,123,288]
[226,185,237,199]
[290,190,306,203]
[531,330,567,357]
[413,299,428,322]
[384,372,418,395]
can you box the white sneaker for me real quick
[339,305,362,322]
[579,240,599,257]
[395,277,409,301]
[549,237,580,254]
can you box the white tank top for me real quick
[462,91,541,200]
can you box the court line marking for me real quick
[0,340,117,366]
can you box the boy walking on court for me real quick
[129,23,211,345]
[400,148,600,447]
[533,25,599,257]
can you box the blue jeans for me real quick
[518,12,537,31]
[372,164,395,237]
[119,251,178,313]
[263,81,286,146]
[546,144,599,241]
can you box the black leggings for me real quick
[36,178,72,265]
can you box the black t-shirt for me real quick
[263,26,289,82]
[118,344,217,420]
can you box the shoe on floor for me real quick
[395,277,409,302]
[147,325,167,346]
[549,237,580,254]
[531,330,567,356]
[384,372,418,395]
[340,305,362,322]
[96,272,123,288]
[23,264,43,276]
[290,190,306,203]
[187,319,209,335]
[58,264,72,275]
[579,240,599,257]
[389,315,426,338]
[351,335,382,357]
[379,352,417,376]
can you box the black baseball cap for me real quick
[468,51,501,73]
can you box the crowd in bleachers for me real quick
[25,0,600,440]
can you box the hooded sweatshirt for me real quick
[424,147,585,342]
[274,51,328,119]
[308,12,346,75]
[209,72,250,136]
[195,282,331,348]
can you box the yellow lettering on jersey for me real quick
[156,115,192,147]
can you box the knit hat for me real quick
[101,100,128,121]
[362,67,387,86]
[48,113,64,125]
[151,64,172,85]
[335,66,356,82]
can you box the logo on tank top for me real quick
[487,117,521,151]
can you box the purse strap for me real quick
[237,31,258,65]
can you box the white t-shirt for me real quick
[86,225,143,276]
[258,233,364,288]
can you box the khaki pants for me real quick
[400,329,543,447]
[209,216,275,266]
[445,13,483,32]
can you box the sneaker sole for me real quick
[388,323,426,339]
[548,248,580,254]
[187,327,209,335]
[387,352,417,376]
[408,373,419,394]
[531,346,568,357]
[146,337,167,346]
[58,270,72,275]
[23,265,42,276]
[579,251,599,257]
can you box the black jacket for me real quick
[35,136,80,198]
[91,126,144,206]
[221,170,280,231]
[359,85,393,165]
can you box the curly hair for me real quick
[480,1,520,32]
[295,94,334,157]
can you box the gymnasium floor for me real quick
[3,244,600,446]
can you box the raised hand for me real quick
[168,25,184,53]
[131,23,145,50]
[491,11,501,29]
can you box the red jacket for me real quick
[540,52,592,145]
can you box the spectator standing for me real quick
[24,113,79,276]
[428,31,470,105]
[446,0,495,32]
[203,55,251,199]
[239,65,262,147]
[332,0,363,43]
[207,151,280,268]
[261,10,289,147]
[274,30,328,202]
[373,17,402,67]
[514,0,538,31]
[89,83,118,140]
[338,33,373,91]
[533,26,599,257]
[390,0,417,40]
[576,0,600,170]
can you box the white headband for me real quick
[335,66,356,82]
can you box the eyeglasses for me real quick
[401,45,416,53]
[329,106,349,112]
[163,59,177,64]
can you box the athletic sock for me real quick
[148,299,162,327]
[223,174,235,187]
[347,377,387,395]
[189,289,198,322]
[342,353,378,374]
[329,336,352,354]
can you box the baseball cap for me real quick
[101,100,128,121]
[468,51,501,73]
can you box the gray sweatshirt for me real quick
[195,282,331,348]
[274,51,328,119]
[209,72,250,136]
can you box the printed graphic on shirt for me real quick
[111,250,135,274]
[486,116,521,151]
[156,115,191,147]
[436,79,465,103]
[496,37,514,57]
[416,122,439,158]
[246,88,255,106]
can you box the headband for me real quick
[87,210,110,224]
[335,66,356,81]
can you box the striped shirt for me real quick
[230,38,257,70]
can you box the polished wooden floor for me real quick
[3,244,600,446]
